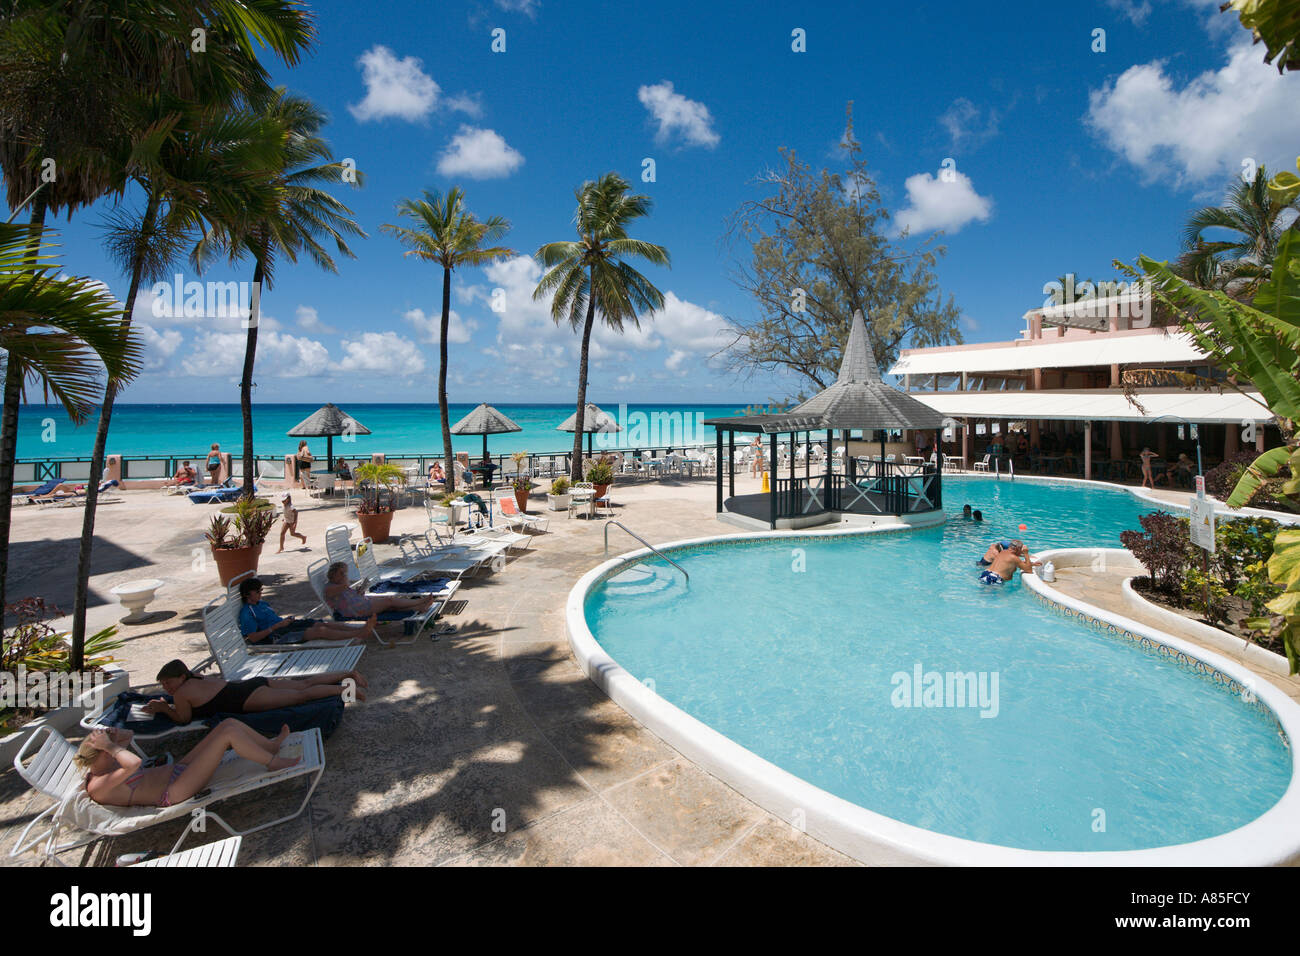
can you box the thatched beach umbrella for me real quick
[558,403,622,456]
[288,403,371,471]
[450,403,523,461]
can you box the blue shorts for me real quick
[979,570,1004,586]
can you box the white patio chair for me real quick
[973,454,991,473]
[499,496,549,533]
[9,725,324,864]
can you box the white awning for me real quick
[889,331,1207,377]
[909,389,1271,424]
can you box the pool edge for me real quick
[565,521,1300,867]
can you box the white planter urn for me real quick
[549,494,572,512]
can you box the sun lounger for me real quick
[9,725,324,864]
[81,689,346,743]
[306,557,449,646]
[224,570,366,653]
[498,496,549,533]
[188,479,245,504]
[197,597,364,679]
[458,524,532,552]
[133,831,242,867]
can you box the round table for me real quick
[468,463,499,487]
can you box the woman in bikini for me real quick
[205,443,223,485]
[142,659,368,724]
[294,441,314,490]
[324,562,437,619]
[75,722,299,810]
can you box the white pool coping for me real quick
[565,491,1300,866]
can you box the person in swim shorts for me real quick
[980,543,1039,585]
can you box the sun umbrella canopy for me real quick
[557,404,622,434]
[287,403,371,470]
[450,403,523,460]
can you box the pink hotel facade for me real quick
[888,291,1277,480]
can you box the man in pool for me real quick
[979,543,1039,586]
[977,538,1024,566]
[962,504,973,519]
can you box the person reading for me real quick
[239,576,369,644]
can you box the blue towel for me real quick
[369,578,451,595]
[25,478,62,497]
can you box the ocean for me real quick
[15,402,757,461]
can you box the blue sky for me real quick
[12,0,1300,404]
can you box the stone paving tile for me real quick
[711,816,861,867]
[602,758,771,866]
[506,665,627,731]
[443,795,673,867]
[543,712,677,792]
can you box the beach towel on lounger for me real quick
[368,578,452,595]
[93,692,345,740]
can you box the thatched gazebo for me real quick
[704,310,948,529]
[287,403,371,471]
[451,403,523,462]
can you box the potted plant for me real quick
[586,460,614,501]
[353,462,407,543]
[206,498,277,586]
[549,477,572,512]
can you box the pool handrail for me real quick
[604,520,689,584]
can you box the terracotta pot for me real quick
[211,544,262,587]
[593,483,610,500]
[356,510,395,544]
[514,488,530,512]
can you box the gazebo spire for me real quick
[837,310,883,386]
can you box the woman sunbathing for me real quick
[142,659,368,724]
[75,722,299,809]
[324,561,437,619]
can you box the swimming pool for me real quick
[572,477,1300,863]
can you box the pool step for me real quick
[604,565,677,596]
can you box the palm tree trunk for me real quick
[572,291,597,480]
[0,195,49,620]
[239,257,265,499]
[440,265,455,494]
[69,191,159,669]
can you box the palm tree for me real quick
[193,91,366,497]
[1178,165,1300,293]
[533,173,670,479]
[0,0,314,662]
[381,189,512,493]
[0,222,143,614]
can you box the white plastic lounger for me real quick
[198,598,364,680]
[306,557,448,646]
[224,570,366,653]
[498,497,549,533]
[134,832,242,867]
[458,524,532,552]
[10,725,323,864]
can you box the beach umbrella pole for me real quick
[327,435,334,472]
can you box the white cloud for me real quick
[495,0,539,16]
[894,170,993,236]
[181,331,330,378]
[637,81,720,149]
[347,46,476,123]
[137,324,183,371]
[939,98,999,149]
[295,305,336,334]
[1105,0,1152,26]
[333,331,426,376]
[961,315,979,332]
[135,278,280,330]
[404,307,477,345]
[436,126,525,179]
[1086,37,1300,184]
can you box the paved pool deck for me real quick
[1,471,1294,867]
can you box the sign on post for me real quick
[1189,476,1215,554]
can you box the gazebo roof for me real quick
[450,403,522,436]
[705,310,947,433]
[557,404,622,433]
[287,403,371,438]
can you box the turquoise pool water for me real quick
[584,478,1293,852]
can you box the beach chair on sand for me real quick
[197,598,364,679]
[9,725,323,864]
[306,557,450,646]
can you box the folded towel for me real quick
[369,578,452,595]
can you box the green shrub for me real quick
[551,477,570,495]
